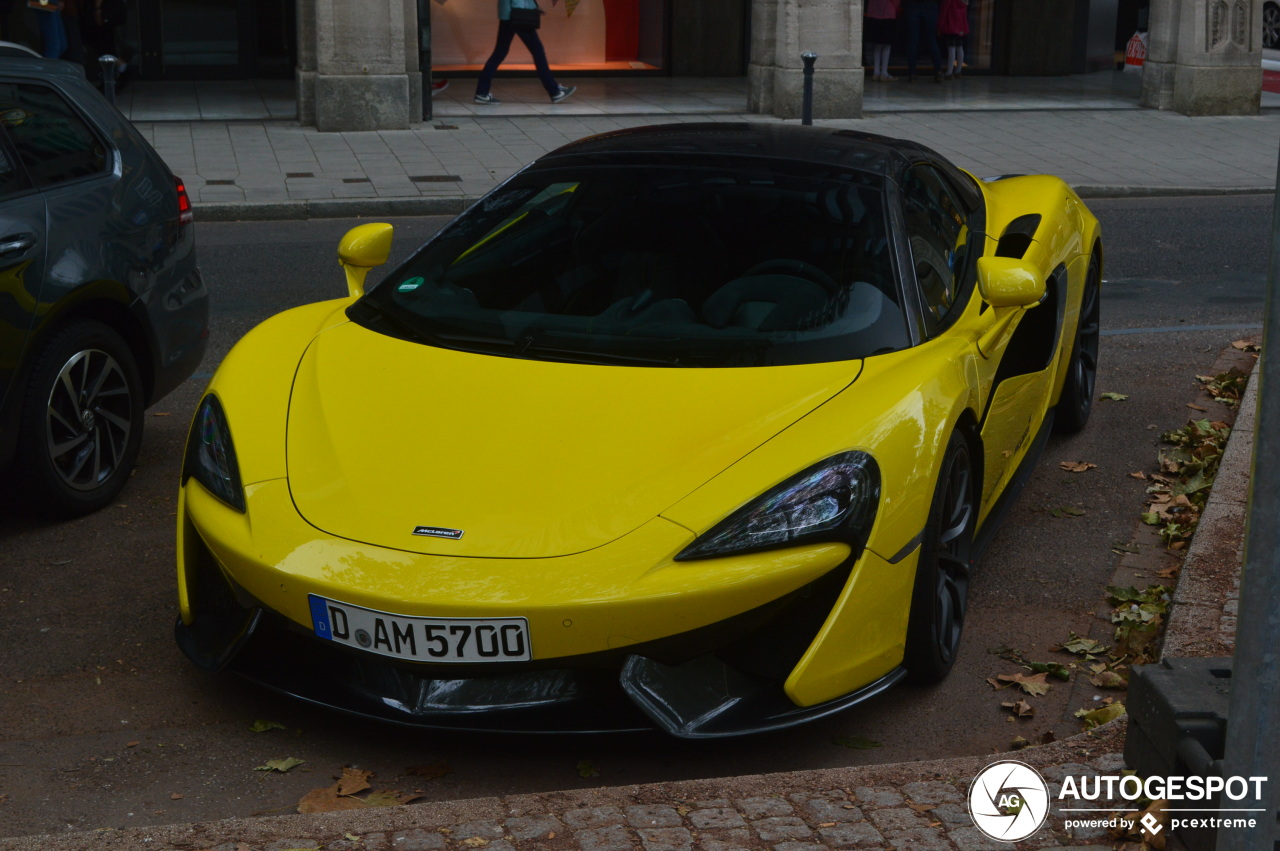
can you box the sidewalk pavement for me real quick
[129,75,1280,223]
[0,372,1258,850]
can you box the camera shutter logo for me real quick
[968,761,1051,842]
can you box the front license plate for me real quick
[308,595,531,662]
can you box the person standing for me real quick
[865,0,899,82]
[28,0,67,59]
[902,0,943,82]
[938,0,969,79]
[474,0,576,106]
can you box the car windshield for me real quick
[351,163,908,367]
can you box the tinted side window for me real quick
[901,164,971,332]
[0,83,107,188]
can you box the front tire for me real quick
[903,430,976,684]
[1053,250,1101,434]
[15,319,145,516]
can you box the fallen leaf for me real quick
[819,820,839,826]
[1038,730,1056,745]
[405,759,451,780]
[1060,461,1097,473]
[577,760,599,778]
[1186,403,1207,412]
[1059,633,1109,655]
[170,792,184,800]
[152,411,172,417]
[1089,670,1128,689]
[1010,736,1030,750]
[1128,471,1147,480]
[1002,699,1035,718]
[907,803,937,813]
[1075,702,1127,728]
[336,767,373,796]
[255,757,305,773]
[363,790,422,807]
[832,735,882,749]
[997,672,1051,696]
[249,720,287,733]
[461,839,488,848]
[1050,506,1087,518]
[126,741,140,747]
[297,785,365,813]
[1099,392,1128,401]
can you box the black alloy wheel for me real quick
[1053,251,1101,434]
[903,430,976,684]
[16,319,145,516]
[1265,2,1280,50]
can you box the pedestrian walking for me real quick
[938,0,969,79]
[474,0,576,106]
[865,0,899,82]
[902,0,944,82]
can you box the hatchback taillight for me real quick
[174,176,193,227]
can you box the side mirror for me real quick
[976,256,1045,309]
[338,222,394,298]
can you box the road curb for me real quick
[192,186,1275,222]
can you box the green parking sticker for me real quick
[398,277,425,292]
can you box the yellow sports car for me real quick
[176,124,1101,737]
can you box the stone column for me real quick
[297,0,423,131]
[1141,0,1262,115]
[748,0,862,119]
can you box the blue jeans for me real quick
[36,8,67,59]
[904,1,942,76]
[475,21,560,98]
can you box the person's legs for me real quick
[475,22,517,97]
[37,10,67,59]
[921,3,943,75]
[515,28,560,96]
[904,3,921,77]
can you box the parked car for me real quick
[176,124,1100,737]
[0,54,206,516]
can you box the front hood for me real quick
[286,322,860,558]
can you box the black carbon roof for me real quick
[537,122,939,177]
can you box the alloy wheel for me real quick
[45,348,134,491]
[931,442,974,665]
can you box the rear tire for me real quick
[1053,250,1101,434]
[15,320,145,516]
[903,430,976,684]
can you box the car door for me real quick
[0,128,47,419]
[898,161,1053,519]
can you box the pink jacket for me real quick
[938,0,969,35]
[865,0,898,20]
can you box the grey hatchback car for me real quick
[0,54,206,515]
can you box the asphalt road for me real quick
[0,194,1271,839]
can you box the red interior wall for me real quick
[602,0,639,61]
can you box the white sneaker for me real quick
[550,85,576,103]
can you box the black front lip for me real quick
[175,532,901,737]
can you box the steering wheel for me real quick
[741,259,839,294]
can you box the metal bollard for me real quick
[99,54,118,107]
[801,52,817,126]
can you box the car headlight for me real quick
[183,394,245,512]
[676,451,880,561]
